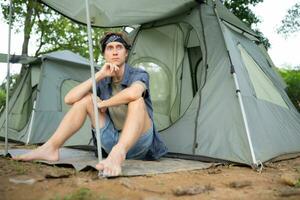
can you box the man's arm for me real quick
[98,82,145,109]
[64,63,119,105]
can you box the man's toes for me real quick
[108,167,121,177]
[109,168,118,177]
[112,169,119,177]
[96,163,104,170]
[13,155,27,161]
[103,167,112,177]
[12,156,20,160]
[115,167,122,176]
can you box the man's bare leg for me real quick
[13,94,105,161]
[96,97,151,176]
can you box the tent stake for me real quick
[5,0,13,156]
[84,0,103,165]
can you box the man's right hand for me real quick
[96,96,107,113]
[96,63,119,80]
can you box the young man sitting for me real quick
[13,32,168,177]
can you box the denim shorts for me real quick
[97,115,154,160]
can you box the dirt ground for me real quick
[1,152,300,200]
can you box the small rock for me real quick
[75,177,90,185]
[207,168,222,174]
[173,185,214,196]
[44,170,72,179]
[280,174,299,186]
[7,186,16,191]
[119,178,135,189]
[9,175,37,185]
[228,180,252,188]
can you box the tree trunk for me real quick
[21,0,36,56]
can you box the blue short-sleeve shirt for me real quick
[96,64,168,160]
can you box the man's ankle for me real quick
[44,140,59,150]
[112,144,127,156]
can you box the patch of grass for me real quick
[13,164,28,175]
[50,188,93,200]
[295,179,300,188]
[7,160,29,175]
[64,188,92,200]
[49,188,111,200]
[98,195,110,200]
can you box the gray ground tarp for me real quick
[1,148,215,176]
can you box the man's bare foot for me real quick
[96,145,126,177]
[12,142,59,162]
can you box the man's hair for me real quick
[99,32,131,54]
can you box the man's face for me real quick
[104,41,128,66]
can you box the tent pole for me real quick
[84,0,103,164]
[212,1,259,169]
[4,0,13,156]
[26,100,36,144]
[231,69,258,167]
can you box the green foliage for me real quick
[0,89,6,110]
[0,73,20,90]
[63,188,92,200]
[277,68,300,112]
[223,0,270,48]
[224,0,263,27]
[1,0,119,62]
[277,2,300,37]
[0,73,21,109]
[254,29,270,49]
[296,179,300,188]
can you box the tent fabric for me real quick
[213,0,258,37]
[126,0,300,166]
[8,70,33,132]
[40,0,197,27]
[128,24,185,130]
[187,3,252,164]
[42,50,92,66]
[61,80,81,112]
[0,51,93,146]
[238,44,288,109]
[224,25,295,110]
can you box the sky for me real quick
[0,0,299,84]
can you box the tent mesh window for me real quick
[134,60,171,130]
[238,44,288,109]
[129,24,187,130]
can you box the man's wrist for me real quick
[95,71,105,81]
[98,99,106,108]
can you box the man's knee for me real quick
[128,97,146,112]
[129,97,144,106]
[73,93,93,109]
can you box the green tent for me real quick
[0,50,93,146]
[2,0,299,167]
[124,0,300,166]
